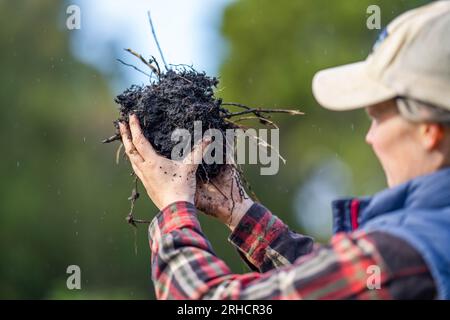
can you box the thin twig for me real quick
[169,63,195,71]
[116,143,124,165]
[102,133,121,144]
[226,108,304,118]
[147,11,169,71]
[124,48,159,75]
[150,55,161,76]
[248,133,287,164]
[232,116,279,129]
[222,102,253,110]
[235,165,260,203]
[116,59,151,77]
[126,176,151,227]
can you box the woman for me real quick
[118,2,450,299]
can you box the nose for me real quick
[365,121,375,145]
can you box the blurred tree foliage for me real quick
[0,0,155,299]
[0,0,428,299]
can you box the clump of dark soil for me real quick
[103,49,303,227]
[112,68,235,180]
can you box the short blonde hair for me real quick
[396,97,450,126]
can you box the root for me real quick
[102,133,121,144]
[232,116,279,129]
[126,176,151,228]
[235,165,260,203]
[117,59,151,78]
[116,143,124,165]
[124,48,160,76]
[248,132,286,164]
[147,11,169,71]
[222,102,302,128]
[226,107,304,118]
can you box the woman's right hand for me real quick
[195,165,254,230]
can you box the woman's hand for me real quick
[195,165,254,230]
[119,114,211,210]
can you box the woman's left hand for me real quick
[119,114,211,210]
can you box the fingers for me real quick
[121,114,212,170]
[119,122,145,163]
[129,114,158,159]
[183,135,212,166]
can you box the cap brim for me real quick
[312,61,397,111]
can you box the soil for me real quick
[112,68,235,180]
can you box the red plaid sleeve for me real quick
[149,201,433,300]
[228,202,314,272]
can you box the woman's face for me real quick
[365,100,424,187]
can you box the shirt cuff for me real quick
[152,201,199,233]
[228,202,287,269]
[149,201,200,253]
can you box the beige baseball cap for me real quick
[312,1,450,111]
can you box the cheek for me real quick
[372,135,390,166]
[369,121,402,163]
[371,120,417,165]
[368,124,391,157]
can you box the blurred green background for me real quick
[0,0,428,299]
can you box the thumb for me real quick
[183,135,212,166]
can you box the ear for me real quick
[419,123,445,150]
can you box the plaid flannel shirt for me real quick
[148,201,435,299]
